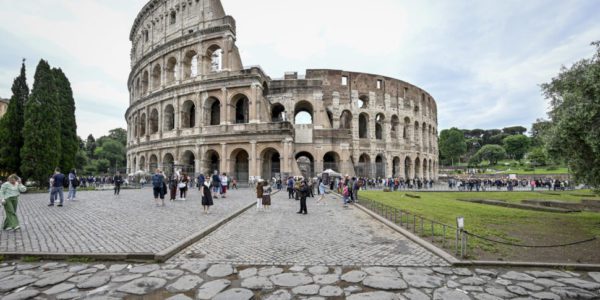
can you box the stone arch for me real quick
[152,64,161,90]
[183,49,198,79]
[164,105,175,131]
[205,97,221,126]
[294,101,313,125]
[423,158,428,179]
[149,108,159,134]
[204,150,220,175]
[295,151,315,178]
[135,77,140,98]
[140,113,147,136]
[163,153,175,176]
[391,115,400,139]
[356,153,371,177]
[133,157,137,172]
[230,148,250,183]
[375,154,386,178]
[181,100,196,128]
[392,156,401,178]
[261,148,281,180]
[323,151,341,173]
[404,117,411,140]
[149,154,158,171]
[404,156,412,179]
[414,121,420,143]
[141,70,149,95]
[207,44,223,72]
[358,95,369,109]
[134,116,139,137]
[139,155,146,172]
[231,94,249,124]
[429,158,433,179]
[359,113,369,139]
[166,57,177,84]
[340,110,352,129]
[414,157,421,178]
[271,103,286,122]
[375,113,385,140]
[181,150,196,175]
[169,10,177,25]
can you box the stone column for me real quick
[195,145,202,177]
[221,87,228,125]
[250,141,257,178]
[220,143,228,175]
[250,84,259,124]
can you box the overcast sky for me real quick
[0,0,598,138]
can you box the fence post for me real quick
[413,215,416,233]
[442,225,446,248]
[399,210,403,226]
[455,228,459,256]
[431,222,435,242]
[460,230,465,258]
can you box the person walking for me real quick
[151,169,166,207]
[287,177,295,199]
[169,174,178,202]
[297,181,308,215]
[1,174,27,231]
[211,170,221,199]
[197,173,205,191]
[316,180,327,205]
[113,171,123,197]
[67,169,78,201]
[201,184,213,214]
[256,180,264,211]
[232,178,238,190]
[49,168,66,207]
[179,173,189,200]
[220,173,228,198]
[262,181,272,212]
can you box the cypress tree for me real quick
[52,68,78,172]
[0,60,29,175]
[20,60,61,186]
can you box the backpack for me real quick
[343,186,350,197]
[152,174,163,188]
[62,175,69,188]
[73,177,80,187]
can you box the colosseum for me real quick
[125,0,439,183]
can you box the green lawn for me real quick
[359,190,600,259]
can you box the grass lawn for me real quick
[359,190,600,262]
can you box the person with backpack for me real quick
[151,169,166,207]
[49,168,66,207]
[297,181,309,215]
[220,173,228,198]
[179,173,189,200]
[67,169,79,201]
[113,171,123,197]
[211,170,221,199]
[342,183,350,208]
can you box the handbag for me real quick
[178,182,186,188]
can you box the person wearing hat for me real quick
[256,179,264,211]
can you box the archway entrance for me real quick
[404,157,412,179]
[375,155,385,178]
[323,152,340,173]
[231,149,249,184]
[204,150,220,175]
[261,148,281,180]
[181,151,196,175]
[295,152,314,178]
[392,157,400,178]
[163,153,174,176]
[356,154,371,178]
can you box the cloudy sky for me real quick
[0,0,598,138]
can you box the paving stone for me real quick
[347,291,401,300]
[475,269,498,277]
[292,284,320,295]
[116,277,167,295]
[41,263,68,270]
[4,289,41,300]
[166,294,193,300]
[313,274,339,285]
[111,273,143,283]
[0,266,15,272]
[403,273,444,289]
[43,282,75,295]
[196,279,231,300]
[497,278,514,286]
[213,288,254,300]
[270,273,313,287]
[484,287,517,298]
[363,276,408,290]
[342,270,368,283]
[108,264,128,272]
[0,272,13,280]
[66,274,92,284]
[92,264,106,270]
[588,272,600,283]
[308,266,329,275]
[446,280,460,288]
[0,275,37,292]
[319,285,344,297]
[452,268,473,276]
[344,285,363,295]
[76,272,111,289]
[506,285,529,296]
[129,264,160,274]
[180,262,210,274]
[67,265,88,273]
[399,267,434,275]
[473,293,502,300]
[556,277,600,290]
[206,264,234,278]
[402,288,430,300]
[258,267,284,277]
[431,267,453,275]
[148,269,184,280]
[500,271,535,281]
[289,266,305,272]
[238,268,257,278]
[364,267,401,277]
[526,270,572,278]
[458,276,486,286]
[530,292,561,300]
[33,272,74,287]
[432,287,470,300]
[15,265,36,271]
[515,281,545,291]
[167,275,203,293]
[264,289,293,300]
[533,278,565,288]
[240,276,273,290]
[56,290,85,300]
[550,286,598,299]
[462,286,484,292]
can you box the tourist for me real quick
[1,174,27,231]
[151,169,166,207]
[297,181,308,215]
[342,183,350,208]
[316,179,327,205]
[232,177,238,190]
[67,169,78,201]
[256,180,264,211]
[220,172,228,198]
[49,168,65,207]
[287,177,295,199]
[113,171,123,197]
[211,170,221,199]
[201,184,213,214]
[179,172,189,200]
[197,173,205,191]
[262,181,272,212]
[168,174,178,202]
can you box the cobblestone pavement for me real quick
[0,188,252,254]
[170,192,449,267]
[0,260,599,299]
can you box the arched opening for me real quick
[141,71,149,95]
[140,113,147,136]
[375,113,385,140]
[181,150,196,175]
[359,113,369,139]
[423,158,428,179]
[358,95,368,109]
[404,117,411,140]
[271,104,285,122]
[356,153,371,177]
[393,157,401,178]
[422,122,427,148]
[163,153,174,176]
[204,97,220,126]
[182,100,196,128]
[391,115,400,139]
[414,121,420,143]
[149,109,159,134]
[135,77,140,98]
[323,152,340,173]
[261,148,281,180]
[340,110,352,129]
[232,94,249,124]
[139,156,146,172]
[210,47,223,72]
[183,50,198,79]
[326,109,334,128]
[375,154,385,178]
[169,10,176,25]
[404,157,412,179]
[134,116,139,137]
[133,157,137,172]
[415,158,421,178]
[164,105,175,131]
[262,82,269,98]
[152,64,161,90]
[294,101,313,125]
[429,159,433,179]
[414,105,420,114]
[166,57,177,84]
[295,152,315,178]
[205,150,220,175]
[149,155,158,171]
[231,149,249,184]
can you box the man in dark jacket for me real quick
[297,181,309,215]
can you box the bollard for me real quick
[413,215,416,233]
[431,222,435,242]
[442,225,446,248]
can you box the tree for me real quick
[52,68,78,173]
[503,134,531,161]
[530,118,552,147]
[20,60,62,186]
[0,60,29,175]
[541,41,600,190]
[528,147,548,167]
[487,133,510,145]
[439,127,467,166]
[94,139,125,170]
[108,128,127,146]
[86,134,96,159]
[482,129,502,145]
[502,126,528,136]
[474,145,506,165]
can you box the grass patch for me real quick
[66,257,96,263]
[21,256,41,263]
[0,255,4,262]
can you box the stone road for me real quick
[0,188,252,254]
[170,192,449,267]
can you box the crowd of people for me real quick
[447,177,573,192]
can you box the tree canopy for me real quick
[439,127,467,165]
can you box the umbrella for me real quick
[322,169,342,177]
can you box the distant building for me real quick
[0,97,9,119]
